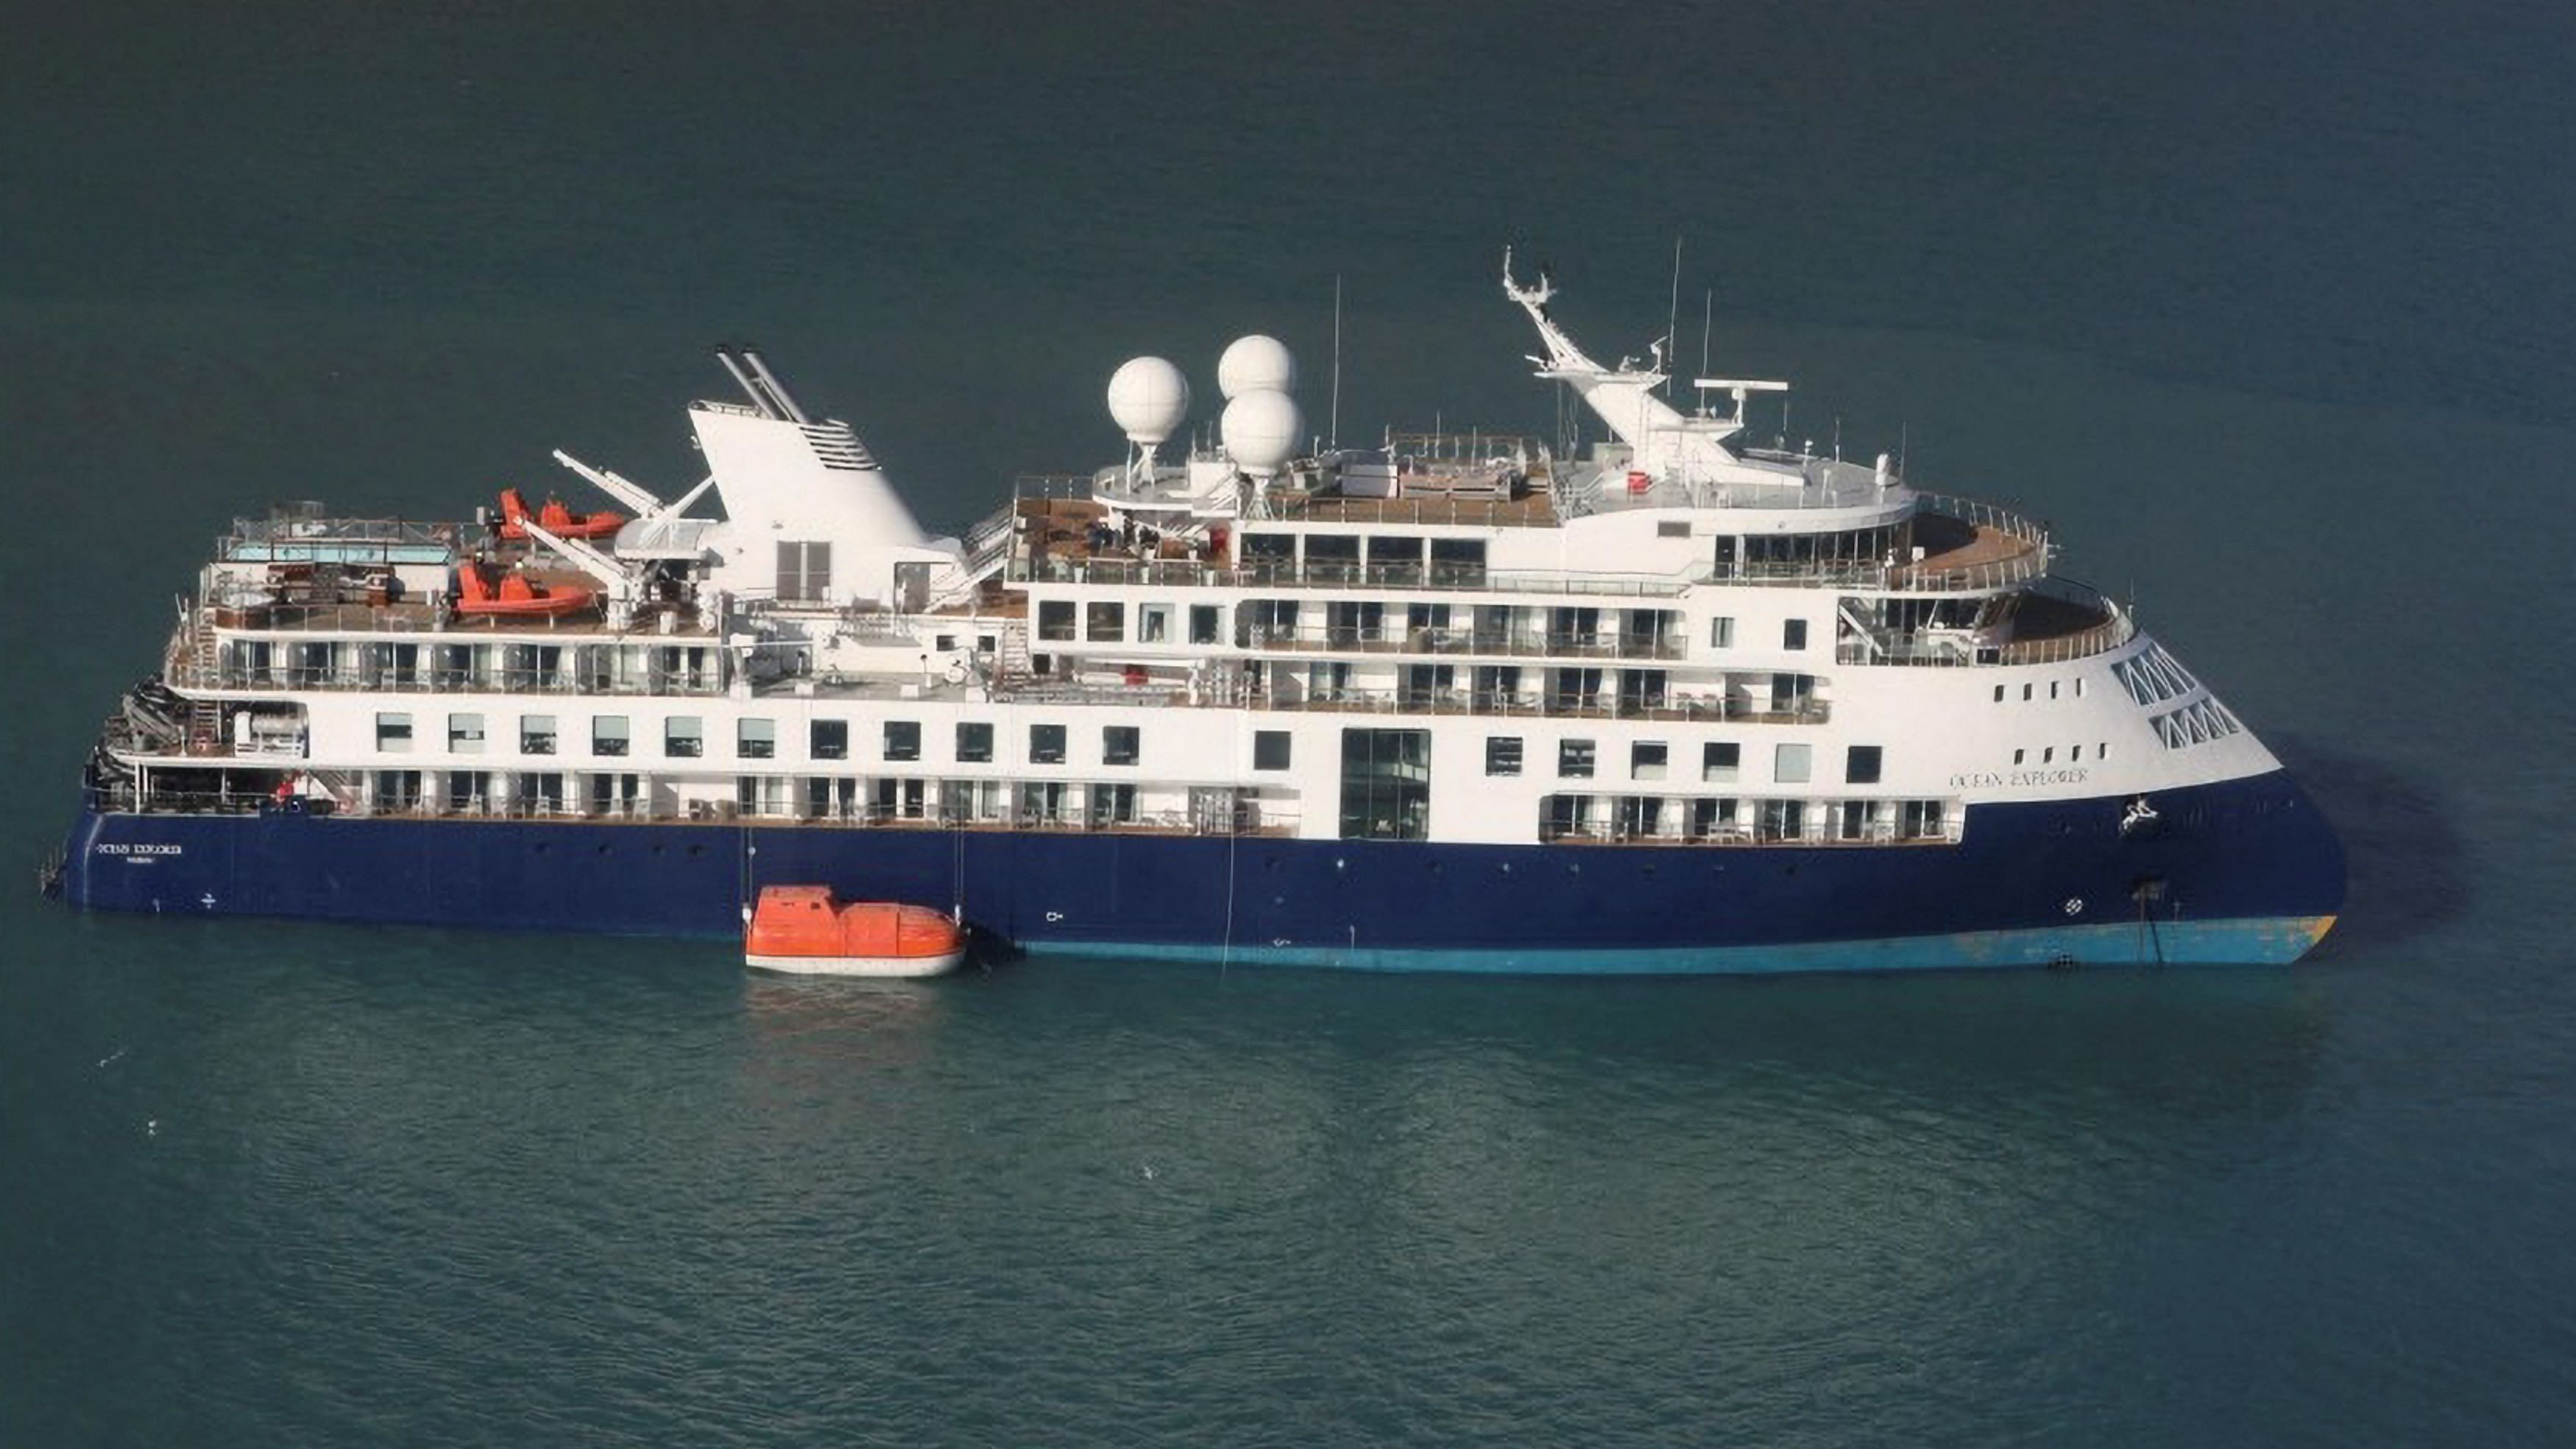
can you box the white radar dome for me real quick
[1221,388,1304,475]
[1217,334,1297,400]
[1107,356,1190,445]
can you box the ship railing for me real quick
[1244,687,1828,725]
[173,664,727,698]
[1015,554,1699,600]
[1540,815,1961,848]
[1239,623,1690,661]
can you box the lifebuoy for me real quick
[944,658,969,685]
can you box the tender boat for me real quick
[744,886,968,977]
[496,487,626,541]
[453,559,594,617]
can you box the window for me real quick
[1839,800,1876,841]
[1847,745,1883,784]
[664,716,704,757]
[810,718,848,761]
[447,712,485,754]
[2050,681,2060,699]
[1993,685,2005,703]
[2012,748,2026,765]
[1709,616,1735,649]
[1758,798,1806,842]
[1253,731,1292,770]
[1486,736,1524,776]
[1902,799,1947,840]
[1774,742,1812,784]
[593,715,630,757]
[521,714,557,756]
[1030,723,1066,765]
[1631,742,1669,780]
[1139,606,1170,643]
[883,720,921,762]
[737,717,775,759]
[1103,726,1140,766]
[1339,729,1431,840]
[1702,741,1740,783]
[776,541,832,603]
[1657,520,1690,538]
[956,721,994,763]
[1558,739,1596,779]
[1086,601,1125,642]
[376,712,414,753]
[1189,605,1220,645]
[1037,600,1077,642]
[1783,618,1808,651]
[2023,683,2034,701]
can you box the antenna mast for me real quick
[1663,235,1682,398]
[1331,273,1343,449]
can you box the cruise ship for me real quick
[53,257,2344,972]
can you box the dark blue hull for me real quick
[57,770,2344,972]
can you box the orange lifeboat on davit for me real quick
[745,887,969,977]
[454,559,595,617]
[495,486,626,541]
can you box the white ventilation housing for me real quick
[1107,356,1191,445]
[1221,389,1303,476]
[1217,335,1296,400]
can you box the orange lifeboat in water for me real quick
[454,559,595,617]
[745,887,968,977]
[496,486,626,541]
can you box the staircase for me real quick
[182,613,221,756]
[996,623,1033,687]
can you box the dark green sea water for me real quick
[6,3,2574,1443]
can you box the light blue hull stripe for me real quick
[1019,916,2333,975]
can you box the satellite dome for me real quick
[1217,334,1297,400]
[1107,356,1190,445]
[1221,389,1304,475]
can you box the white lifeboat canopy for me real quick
[1106,356,1191,447]
[1221,388,1303,477]
[1217,334,1296,400]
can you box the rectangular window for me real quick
[1486,736,1524,776]
[1558,739,1596,779]
[1139,606,1171,643]
[1086,601,1125,642]
[737,717,776,759]
[1847,745,1883,784]
[1189,605,1220,645]
[447,712,485,754]
[1037,599,1077,642]
[592,715,630,757]
[1839,800,1876,840]
[1783,618,1808,651]
[1759,798,1806,842]
[520,714,557,756]
[1709,616,1735,649]
[955,720,994,763]
[1702,741,1740,783]
[377,712,414,753]
[1657,520,1691,538]
[665,716,704,758]
[1253,730,1292,770]
[883,720,921,762]
[1030,723,1066,765]
[776,541,832,603]
[810,718,848,761]
[1339,728,1431,840]
[1103,726,1140,767]
[1631,742,1668,780]
[1774,742,1812,784]
[1902,799,1948,840]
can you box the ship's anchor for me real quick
[2120,796,2160,835]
